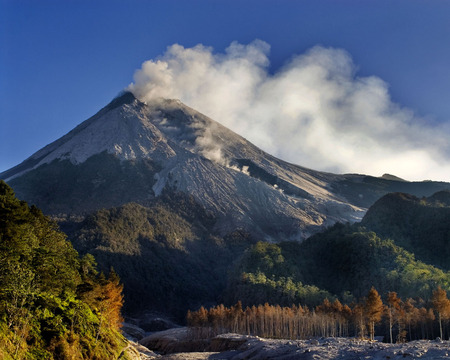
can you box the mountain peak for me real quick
[380,173,407,182]
[105,91,139,111]
[2,93,180,181]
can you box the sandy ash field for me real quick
[127,330,450,360]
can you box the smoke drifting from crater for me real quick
[129,40,450,182]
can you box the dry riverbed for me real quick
[126,327,450,360]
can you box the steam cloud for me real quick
[128,40,450,181]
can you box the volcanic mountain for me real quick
[2,92,449,240]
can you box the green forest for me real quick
[225,224,450,308]
[0,181,127,359]
[361,191,450,270]
[62,191,257,319]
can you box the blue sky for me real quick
[1,0,450,181]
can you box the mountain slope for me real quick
[361,191,450,270]
[226,222,450,309]
[61,192,256,319]
[2,92,449,240]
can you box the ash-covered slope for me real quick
[2,92,449,240]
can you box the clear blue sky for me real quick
[1,0,450,179]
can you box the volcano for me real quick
[2,92,449,240]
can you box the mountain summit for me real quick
[2,92,449,240]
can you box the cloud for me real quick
[128,40,450,182]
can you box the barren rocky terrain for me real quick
[126,328,450,360]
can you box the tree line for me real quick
[187,286,450,342]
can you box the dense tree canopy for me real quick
[362,191,450,270]
[63,193,257,320]
[225,223,450,309]
[0,181,126,359]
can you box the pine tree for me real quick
[386,291,402,343]
[403,298,418,341]
[365,287,384,340]
[431,286,450,339]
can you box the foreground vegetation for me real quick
[0,181,126,359]
[188,286,450,343]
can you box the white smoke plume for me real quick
[128,40,450,182]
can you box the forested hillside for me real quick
[60,190,450,325]
[225,223,450,308]
[361,191,450,270]
[0,181,127,359]
[62,191,257,319]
